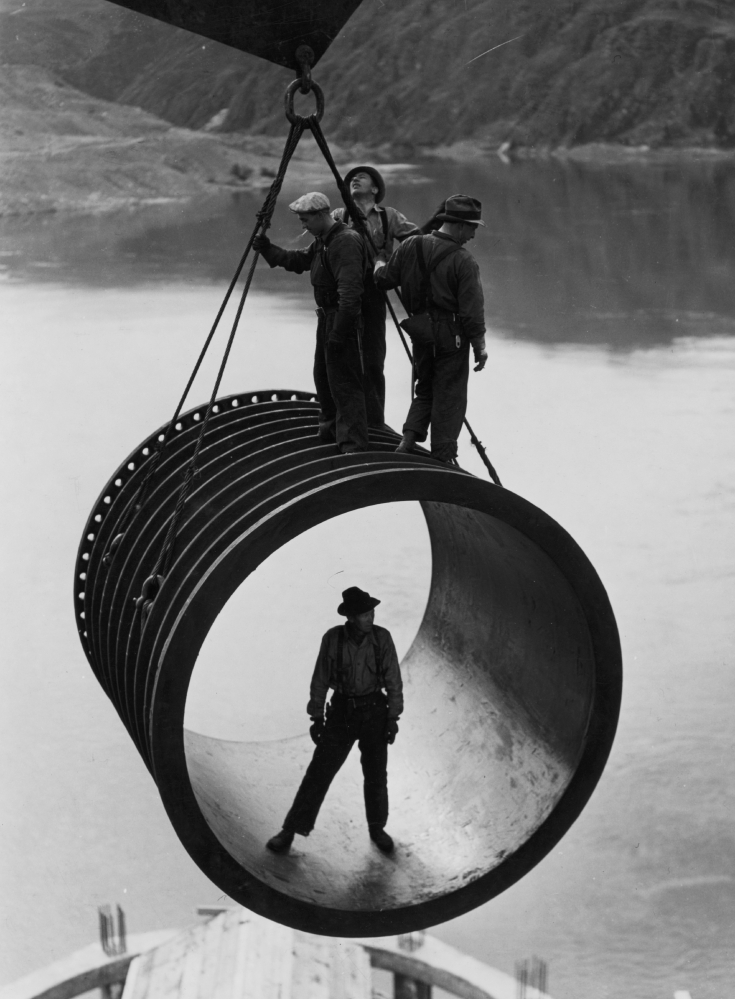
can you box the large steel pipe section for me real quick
[74,390,621,936]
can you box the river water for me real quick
[1,157,733,999]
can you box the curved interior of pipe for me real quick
[183,500,595,912]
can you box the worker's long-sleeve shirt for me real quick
[260,221,365,336]
[332,204,420,262]
[306,624,403,720]
[375,231,486,342]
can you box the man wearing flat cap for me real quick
[253,192,369,453]
[333,166,420,429]
[266,586,403,855]
[374,194,489,464]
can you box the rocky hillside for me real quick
[2,0,735,151]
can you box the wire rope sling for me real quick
[74,11,622,936]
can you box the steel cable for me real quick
[125,76,501,605]
[150,119,308,582]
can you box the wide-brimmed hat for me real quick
[338,586,381,616]
[288,191,331,214]
[435,194,485,226]
[344,165,386,203]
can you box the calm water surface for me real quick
[1,159,733,999]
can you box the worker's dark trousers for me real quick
[403,323,470,462]
[313,311,369,451]
[361,278,387,428]
[283,693,389,835]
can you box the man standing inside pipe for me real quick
[266,587,403,855]
[253,192,369,454]
[332,166,420,429]
[374,194,489,464]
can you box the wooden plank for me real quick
[250,916,293,999]
[327,940,371,999]
[291,934,332,999]
[176,928,205,999]
[5,908,547,999]
[139,924,194,999]
[120,957,143,999]
[123,919,222,999]
[226,912,293,999]
[192,913,228,999]
[123,947,156,999]
[291,934,371,999]
[230,917,255,999]
[211,910,242,999]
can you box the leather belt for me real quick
[332,690,385,711]
[430,307,460,323]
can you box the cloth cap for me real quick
[435,194,486,226]
[344,165,386,203]
[289,192,331,214]
[337,586,381,616]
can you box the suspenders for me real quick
[333,626,384,695]
[380,209,389,245]
[339,206,390,251]
[336,626,347,692]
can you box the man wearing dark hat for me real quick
[333,166,420,428]
[253,191,369,454]
[374,194,489,464]
[266,586,403,855]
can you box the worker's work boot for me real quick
[369,825,395,854]
[266,829,295,854]
[395,431,418,454]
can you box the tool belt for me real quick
[406,308,464,353]
[329,690,387,717]
[400,236,461,347]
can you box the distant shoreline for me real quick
[5,136,735,219]
[6,139,735,221]
[3,59,735,219]
[423,138,735,166]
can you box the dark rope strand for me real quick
[151,119,307,579]
[463,417,502,485]
[155,247,260,578]
[107,120,306,561]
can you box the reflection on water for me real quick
[3,158,735,348]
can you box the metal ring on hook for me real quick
[74,391,622,937]
[284,78,325,125]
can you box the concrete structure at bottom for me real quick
[0,907,554,999]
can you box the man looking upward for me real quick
[266,586,403,855]
[333,166,420,429]
[253,192,369,454]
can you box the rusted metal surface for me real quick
[103,0,365,70]
[74,390,621,936]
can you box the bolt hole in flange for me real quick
[75,391,621,936]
